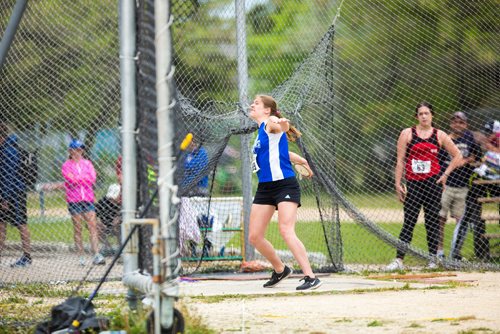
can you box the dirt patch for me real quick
[184,272,500,333]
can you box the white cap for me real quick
[106,183,121,200]
[493,120,500,133]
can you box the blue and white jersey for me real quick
[252,121,295,183]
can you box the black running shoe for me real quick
[296,276,322,291]
[263,265,293,288]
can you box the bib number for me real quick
[411,159,431,174]
[251,154,260,173]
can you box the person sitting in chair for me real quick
[96,183,121,255]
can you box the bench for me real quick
[475,180,500,254]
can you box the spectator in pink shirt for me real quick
[62,139,104,266]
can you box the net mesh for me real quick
[168,0,500,273]
[0,0,122,327]
[0,0,121,280]
[0,0,499,328]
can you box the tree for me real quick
[0,0,120,136]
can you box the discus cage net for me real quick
[0,0,499,329]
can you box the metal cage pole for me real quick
[118,0,139,307]
[119,0,139,271]
[155,0,178,330]
[235,0,254,260]
[0,0,27,69]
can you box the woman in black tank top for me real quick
[387,102,462,271]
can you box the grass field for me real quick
[264,221,500,266]
[5,213,500,267]
[5,218,80,243]
[9,190,500,271]
[201,218,500,268]
[346,192,401,209]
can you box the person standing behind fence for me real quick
[95,154,123,254]
[182,139,209,197]
[178,139,209,257]
[387,102,462,271]
[436,112,480,259]
[451,120,500,261]
[248,94,321,291]
[0,122,33,267]
[62,139,105,266]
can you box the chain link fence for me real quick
[1,0,499,329]
[0,0,122,280]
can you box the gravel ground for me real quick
[183,272,500,334]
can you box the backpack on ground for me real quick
[34,296,109,334]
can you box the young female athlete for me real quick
[249,94,321,291]
[387,101,462,271]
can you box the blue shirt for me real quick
[183,146,209,189]
[252,121,295,183]
[0,134,25,200]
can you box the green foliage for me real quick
[106,305,149,334]
[173,0,238,101]
[104,300,216,334]
[1,1,120,134]
[367,320,384,327]
[0,296,28,305]
[0,282,78,298]
[4,0,497,196]
[248,4,276,34]
[247,1,333,95]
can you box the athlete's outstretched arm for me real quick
[266,115,290,133]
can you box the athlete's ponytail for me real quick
[258,94,302,142]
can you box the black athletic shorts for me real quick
[253,176,301,209]
[0,191,27,227]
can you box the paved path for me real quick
[179,272,435,296]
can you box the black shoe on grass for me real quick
[263,265,293,288]
[296,276,322,291]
